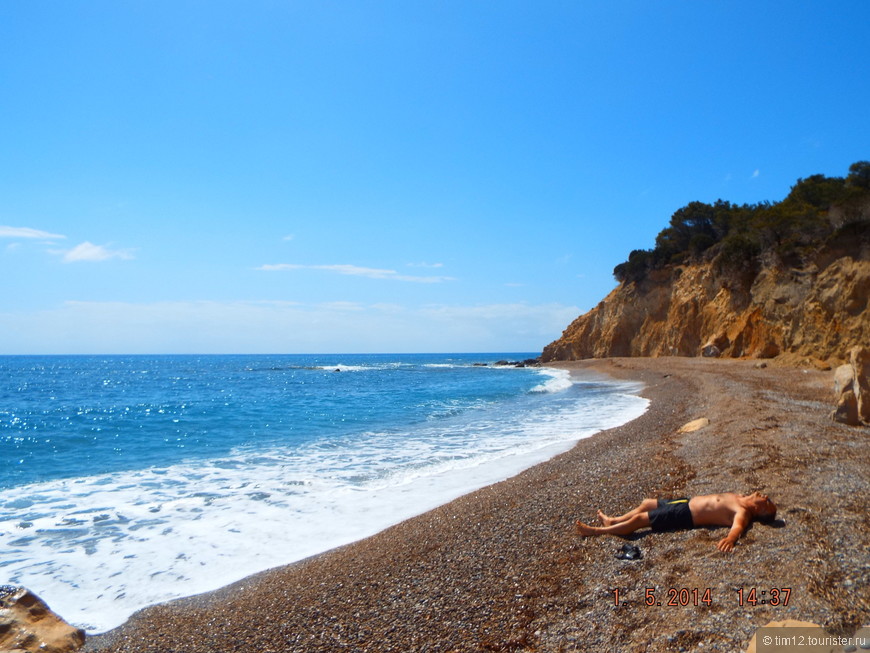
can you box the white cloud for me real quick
[0,300,579,354]
[319,301,365,311]
[283,234,295,241]
[406,262,444,269]
[257,263,455,283]
[751,169,760,178]
[58,241,134,263]
[0,226,66,240]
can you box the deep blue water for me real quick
[1,354,540,488]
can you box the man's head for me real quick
[748,491,777,522]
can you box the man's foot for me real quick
[575,520,600,536]
[597,510,615,526]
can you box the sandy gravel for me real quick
[83,357,870,652]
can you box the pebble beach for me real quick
[84,357,870,652]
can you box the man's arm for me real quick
[716,511,750,553]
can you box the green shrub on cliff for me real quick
[613,161,870,284]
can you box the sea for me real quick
[0,353,648,633]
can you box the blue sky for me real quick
[2,2,868,354]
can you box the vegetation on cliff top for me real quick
[614,161,870,284]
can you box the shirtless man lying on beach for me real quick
[575,492,777,553]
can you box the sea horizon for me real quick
[0,351,545,358]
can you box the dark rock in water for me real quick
[0,586,85,652]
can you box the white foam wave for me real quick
[1,380,648,634]
[315,362,405,372]
[529,368,573,393]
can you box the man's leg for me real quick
[576,512,652,537]
[597,499,658,526]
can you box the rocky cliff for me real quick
[543,163,870,366]
[541,247,870,366]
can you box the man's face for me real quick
[750,491,776,517]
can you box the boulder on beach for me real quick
[831,345,870,425]
[0,586,85,653]
[677,417,710,433]
[701,343,721,358]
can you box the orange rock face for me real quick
[0,587,85,653]
[542,255,870,365]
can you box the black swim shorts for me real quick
[649,498,694,532]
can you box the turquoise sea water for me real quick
[0,354,647,632]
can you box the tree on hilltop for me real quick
[613,161,870,284]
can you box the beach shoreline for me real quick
[84,357,870,652]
